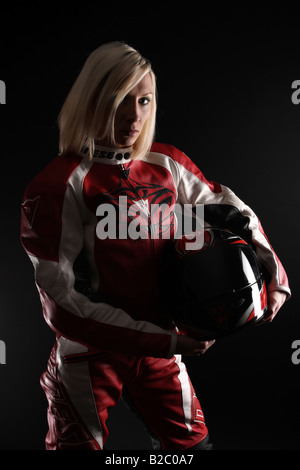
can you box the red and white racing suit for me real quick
[20,142,290,450]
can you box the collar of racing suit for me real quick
[80,142,133,164]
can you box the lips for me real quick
[128,129,139,136]
[121,129,139,137]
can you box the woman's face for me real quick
[113,72,153,148]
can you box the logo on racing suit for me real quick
[80,145,131,161]
[21,196,41,229]
[96,178,176,240]
[95,176,205,247]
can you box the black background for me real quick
[0,4,299,450]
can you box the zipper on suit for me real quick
[119,164,154,240]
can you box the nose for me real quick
[126,100,140,123]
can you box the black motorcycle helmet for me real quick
[160,228,268,340]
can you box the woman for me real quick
[21,41,290,450]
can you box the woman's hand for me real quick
[175,334,215,356]
[258,290,287,324]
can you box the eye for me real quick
[139,97,151,106]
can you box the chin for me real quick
[117,138,137,148]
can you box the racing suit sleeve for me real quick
[20,155,177,358]
[154,143,291,299]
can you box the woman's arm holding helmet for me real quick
[150,143,291,321]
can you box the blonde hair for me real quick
[58,41,157,160]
